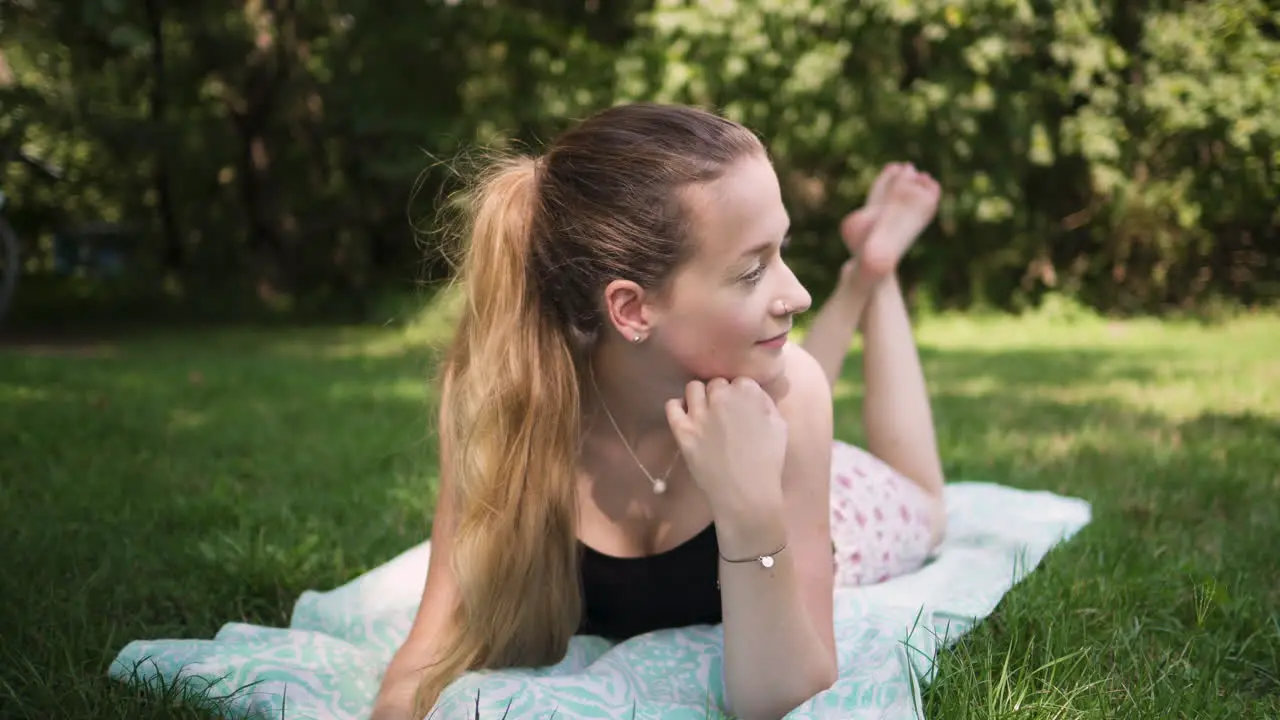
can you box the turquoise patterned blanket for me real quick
[109,482,1091,719]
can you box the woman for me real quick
[373,103,947,720]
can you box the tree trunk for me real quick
[143,0,182,270]
[232,112,287,293]
[229,0,295,295]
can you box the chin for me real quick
[752,342,792,385]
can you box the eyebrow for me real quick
[736,221,792,261]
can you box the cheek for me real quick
[710,303,760,341]
[665,297,763,375]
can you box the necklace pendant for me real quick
[652,479,667,495]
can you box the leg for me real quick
[801,244,877,389]
[859,275,945,502]
[801,163,908,388]
[810,163,947,541]
[808,261,947,548]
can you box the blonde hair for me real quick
[414,103,761,714]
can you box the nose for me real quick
[777,273,812,316]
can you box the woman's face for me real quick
[648,153,813,385]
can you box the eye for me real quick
[740,236,790,286]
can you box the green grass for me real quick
[2,296,1278,719]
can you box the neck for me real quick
[583,336,688,447]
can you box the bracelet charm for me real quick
[717,541,787,570]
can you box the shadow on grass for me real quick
[917,345,1160,390]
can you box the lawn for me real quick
[2,298,1277,719]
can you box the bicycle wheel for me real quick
[0,216,18,326]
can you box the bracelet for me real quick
[717,541,787,569]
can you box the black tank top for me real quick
[576,523,723,641]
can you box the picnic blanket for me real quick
[109,481,1091,719]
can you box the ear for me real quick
[601,278,656,342]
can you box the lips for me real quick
[758,329,790,344]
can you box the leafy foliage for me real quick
[1,0,1275,318]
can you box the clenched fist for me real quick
[665,376,788,519]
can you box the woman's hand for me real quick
[665,376,788,522]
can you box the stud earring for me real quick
[632,335,642,343]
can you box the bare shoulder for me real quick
[761,342,834,492]
[762,340,834,515]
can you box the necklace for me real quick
[588,365,681,495]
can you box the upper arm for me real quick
[777,345,837,664]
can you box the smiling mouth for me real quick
[758,330,790,344]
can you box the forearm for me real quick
[714,504,837,719]
[370,683,417,720]
[371,640,437,720]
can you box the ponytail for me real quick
[414,156,584,714]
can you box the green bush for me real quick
[623,0,1280,313]
[1,0,1275,318]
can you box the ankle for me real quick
[839,258,888,297]
[864,273,904,316]
[874,272,901,294]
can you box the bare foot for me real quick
[855,166,940,281]
[839,163,909,257]
[864,162,912,214]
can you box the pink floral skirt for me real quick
[829,440,940,587]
